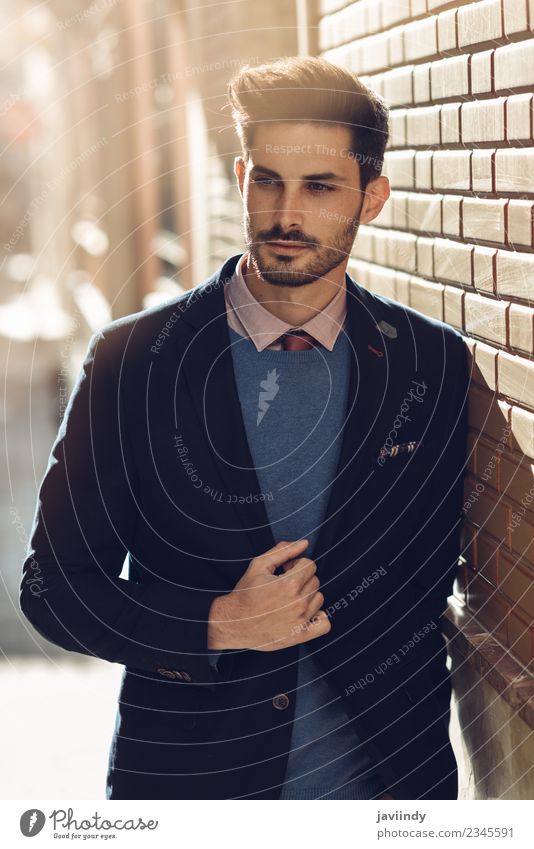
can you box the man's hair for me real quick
[227,56,390,192]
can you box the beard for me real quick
[243,209,362,287]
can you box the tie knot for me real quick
[280,330,316,351]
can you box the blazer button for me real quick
[157,668,176,679]
[272,693,290,710]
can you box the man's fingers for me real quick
[251,539,309,573]
[297,610,331,643]
[300,574,321,598]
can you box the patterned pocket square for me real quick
[378,440,422,461]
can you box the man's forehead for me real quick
[247,140,358,177]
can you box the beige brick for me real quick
[465,293,509,347]
[474,341,498,391]
[500,455,534,510]
[395,271,411,305]
[373,230,391,262]
[467,574,509,643]
[433,150,471,191]
[367,265,397,300]
[391,191,409,229]
[462,98,506,143]
[355,226,375,262]
[499,352,534,409]
[476,531,500,584]
[361,72,384,99]
[431,55,469,100]
[509,514,534,568]
[463,198,507,244]
[383,151,415,189]
[414,150,433,190]
[494,40,534,90]
[496,250,534,301]
[407,192,442,233]
[468,387,511,442]
[318,16,334,51]
[404,15,438,62]
[495,148,534,193]
[500,558,534,618]
[416,237,435,278]
[440,103,461,144]
[510,304,534,356]
[507,605,533,667]
[468,490,511,546]
[382,0,411,28]
[507,200,534,248]
[444,285,464,330]
[511,405,534,458]
[372,199,393,228]
[471,49,494,95]
[406,105,441,146]
[442,195,462,237]
[506,94,533,142]
[503,0,529,36]
[413,62,431,103]
[437,8,457,53]
[471,149,494,193]
[411,0,427,16]
[354,32,391,75]
[388,109,407,148]
[383,66,414,107]
[434,238,473,285]
[409,277,444,320]
[458,0,502,47]
[386,231,418,272]
[388,27,405,68]
[473,246,497,294]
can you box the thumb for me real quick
[250,539,309,574]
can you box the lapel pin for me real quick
[377,320,398,339]
[368,344,384,358]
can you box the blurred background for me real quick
[2,0,534,800]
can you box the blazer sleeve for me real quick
[402,331,470,628]
[19,329,225,686]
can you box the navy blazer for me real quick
[20,253,469,800]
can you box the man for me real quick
[20,56,469,800]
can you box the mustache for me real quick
[258,230,318,246]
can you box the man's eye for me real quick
[308,182,335,193]
[252,178,279,187]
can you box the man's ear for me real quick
[234,156,246,198]
[359,175,391,225]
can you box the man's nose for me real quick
[273,183,305,232]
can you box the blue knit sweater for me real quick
[210,324,385,799]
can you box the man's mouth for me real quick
[266,241,311,253]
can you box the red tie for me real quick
[280,330,316,351]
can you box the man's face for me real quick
[234,121,389,287]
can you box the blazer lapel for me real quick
[177,255,276,560]
[311,275,410,580]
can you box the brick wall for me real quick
[318,0,534,671]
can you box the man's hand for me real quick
[207,539,331,651]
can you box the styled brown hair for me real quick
[227,56,390,191]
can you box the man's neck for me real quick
[242,252,346,327]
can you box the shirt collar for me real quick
[225,252,347,353]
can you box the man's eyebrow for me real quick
[249,165,349,182]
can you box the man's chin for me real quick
[249,251,319,287]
